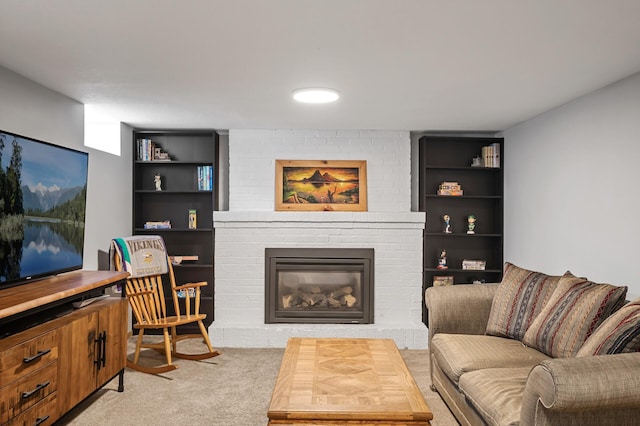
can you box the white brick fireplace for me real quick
[210,130,427,348]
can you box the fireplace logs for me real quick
[281,285,358,310]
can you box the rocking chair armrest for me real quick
[174,282,208,291]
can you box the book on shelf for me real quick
[197,165,214,191]
[433,275,454,286]
[143,220,171,229]
[481,143,500,168]
[137,138,172,161]
[493,142,500,168]
[462,259,486,270]
[437,181,463,196]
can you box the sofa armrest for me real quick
[425,283,499,344]
[521,353,640,426]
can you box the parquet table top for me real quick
[268,337,432,425]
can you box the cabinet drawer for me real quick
[6,392,58,426]
[0,362,57,423]
[0,330,59,387]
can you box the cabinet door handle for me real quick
[21,381,51,399]
[101,332,107,368]
[94,331,107,370]
[23,349,51,364]
[34,415,50,426]
[94,333,103,371]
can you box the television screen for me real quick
[0,129,89,287]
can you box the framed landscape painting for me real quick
[275,160,367,211]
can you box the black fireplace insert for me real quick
[265,248,374,324]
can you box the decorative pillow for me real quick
[485,263,563,341]
[522,275,627,358]
[577,298,640,356]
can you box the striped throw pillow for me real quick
[522,275,627,358]
[485,263,563,341]
[577,298,640,356]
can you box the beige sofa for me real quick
[426,280,640,426]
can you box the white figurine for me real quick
[467,215,476,234]
[154,174,162,191]
[437,249,448,269]
[443,214,452,234]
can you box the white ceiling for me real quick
[2,0,640,132]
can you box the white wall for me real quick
[0,66,132,270]
[504,72,640,298]
[84,122,133,265]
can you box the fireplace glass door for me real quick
[265,248,374,324]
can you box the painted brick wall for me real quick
[212,130,427,348]
[228,129,411,211]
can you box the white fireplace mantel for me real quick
[213,211,425,228]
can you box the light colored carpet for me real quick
[56,337,459,425]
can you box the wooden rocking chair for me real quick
[112,237,220,374]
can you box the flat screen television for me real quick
[0,129,89,288]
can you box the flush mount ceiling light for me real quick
[292,88,340,104]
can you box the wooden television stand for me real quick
[0,270,129,426]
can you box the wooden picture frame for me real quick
[275,160,367,211]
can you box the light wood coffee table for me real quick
[268,337,432,425]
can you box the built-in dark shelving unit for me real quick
[132,130,218,333]
[419,136,504,324]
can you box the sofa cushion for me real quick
[577,298,640,356]
[431,334,549,386]
[458,366,531,426]
[522,275,627,358]
[486,262,563,341]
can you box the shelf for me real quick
[424,165,502,171]
[425,233,502,237]
[425,268,502,273]
[135,190,213,194]
[173,264,213,269]
[174,295,214,300]
[133,130,218,332]
[425,194,503,199]
[135,228,213,232]
[136,160,212,165]
[419,135,504,325]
